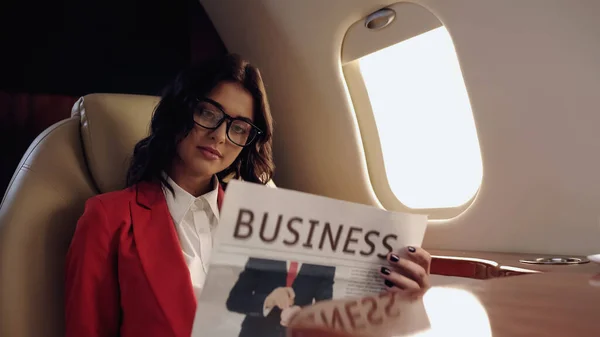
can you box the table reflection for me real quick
[408,288,491,337]
[289,272,600,337]
[288,286,491,337]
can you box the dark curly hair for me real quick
[126,53,275,191]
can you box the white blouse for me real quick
[161,175,220,301]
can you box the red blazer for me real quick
[65,180,224,337]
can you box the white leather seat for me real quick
[0,93,274,337]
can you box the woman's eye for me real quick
[231,124,248,134]
[201,109,217,119]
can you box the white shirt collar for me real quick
[161,173,220,225]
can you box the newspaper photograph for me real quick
[191,180,429,337]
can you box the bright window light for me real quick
[358,27,483,209]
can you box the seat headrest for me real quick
[72,93,277,193]
[72,93,160,193]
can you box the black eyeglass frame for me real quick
[193,97,263,147]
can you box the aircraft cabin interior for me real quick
[1,0,600,336]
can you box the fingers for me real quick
[385,251,430,289]
[380,247,432,290]
[379,266,421,291]
[403,246,432,273]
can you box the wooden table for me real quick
[429,249,599,278]
[288,271,600,337]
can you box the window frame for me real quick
[341,3,482,220]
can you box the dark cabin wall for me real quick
[0,0,227,195]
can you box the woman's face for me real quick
[175,81,255,178]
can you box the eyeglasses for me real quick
[193,98,263,147]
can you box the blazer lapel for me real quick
[131,181,196,337]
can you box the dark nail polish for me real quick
[389,254,399,262]
[380,267,391,275]
[384,279,394,288]
[408,246,416,253]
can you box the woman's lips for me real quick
[197,146,222,160]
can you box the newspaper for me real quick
[191,180,429,337]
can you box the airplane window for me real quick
[357,26,482,210]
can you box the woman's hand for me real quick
[379,246,431,292]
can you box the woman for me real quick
[64,53,432,337]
